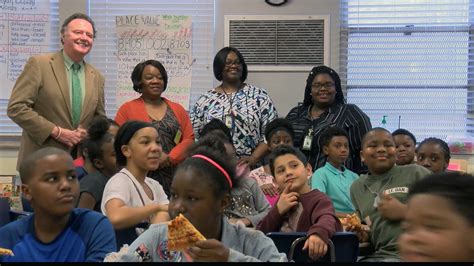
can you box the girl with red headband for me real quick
[112,137,286,262]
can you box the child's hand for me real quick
[187,239,230,262]
[260,183,279,196]
[276,183,299,215]
[377,193,407,221]
[346,224,370,243]
[302,234,327,261]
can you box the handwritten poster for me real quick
[116,15,192,109]
[0,1,52,99]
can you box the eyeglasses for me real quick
[312,82,335,90]
[225,60,241,67]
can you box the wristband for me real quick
[54,126,62,140]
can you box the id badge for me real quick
[302,129,313,151]
[224,114,233,128]
[173,129,182,144]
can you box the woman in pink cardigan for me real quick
[115,60,194,196]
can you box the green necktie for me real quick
[71,63,82,127]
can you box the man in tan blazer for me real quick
[7,13,105,169]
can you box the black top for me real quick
[286,103,372,174]
[79,171,109,212]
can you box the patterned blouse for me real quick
[190,84,278,157]
[286,103,372,174]
[149,108,179,197]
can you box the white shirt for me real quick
[101,168,169,216]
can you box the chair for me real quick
[266,232,306,256]
[287,236,335,262]
[286,232,359,262]
[331,231,359,262]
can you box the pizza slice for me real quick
[0,247,14,256]
[167,213,206,251]
[340,213,362,231]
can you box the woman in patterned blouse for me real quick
[190,47,278,167]
[286,66,372,174]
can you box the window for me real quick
[0,0,59,136]
[88,0,215,118]
[340,0,474,142]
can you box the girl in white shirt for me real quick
[101,120,169,248]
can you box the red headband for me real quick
[192,154,233,188]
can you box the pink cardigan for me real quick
[115,97,195,165]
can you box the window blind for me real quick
[0,0,59,136]
[87,0,214,118]
[340,0,474,142]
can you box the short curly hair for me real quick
[131,60,168,93]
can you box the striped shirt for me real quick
[190,84,278,157]
[286,103,372,174]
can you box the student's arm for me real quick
[150,207,170,224]
[77,192,97,210]
[104,198,167,230]
[255,205,285,233]
[307,194,341,245]
[85,215,117,262]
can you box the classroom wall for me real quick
[2,1,474,174]
[0,0,340,174]
[215,0,341,116]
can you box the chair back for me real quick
[0,197,11,227]
[331,231,359,262]
[266,232,306,256]
[288,236,336,262]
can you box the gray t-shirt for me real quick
[116,217,287,262]
[225,177,271,226]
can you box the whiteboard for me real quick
[0,1,52,99]
[115,14,192,110]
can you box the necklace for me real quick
[363,174,394,208]
[220,85,238,115]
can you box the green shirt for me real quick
[311,162,359,213]
[350,164,432,260]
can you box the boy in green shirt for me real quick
[311,127,359,217]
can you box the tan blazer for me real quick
[7,51,106,169]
